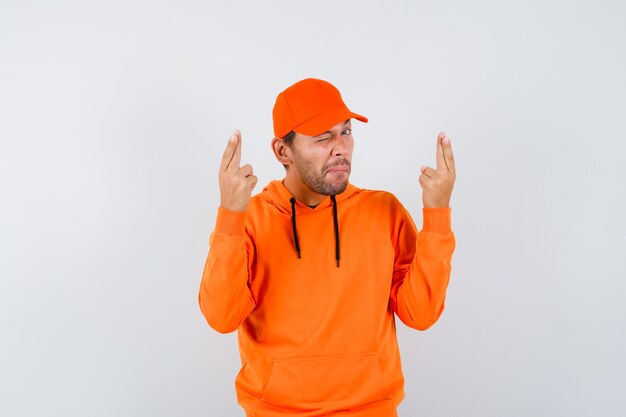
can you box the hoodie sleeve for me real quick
[389,205,456,330]
[198,207,256,334]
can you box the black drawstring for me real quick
[289,196,340,267]
[289,197,301,259]
[330,195,340,268]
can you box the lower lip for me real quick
[327,168,349,174]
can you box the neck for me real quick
[283,176,327,207]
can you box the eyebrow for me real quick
[315,120,352,138]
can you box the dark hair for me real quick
[283,130,296,148]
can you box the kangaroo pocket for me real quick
[259,353,392,412]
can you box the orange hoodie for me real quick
[199,180,455,417]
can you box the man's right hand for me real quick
[218,129,258,212]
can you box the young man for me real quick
[199,78,456,417]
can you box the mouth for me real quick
[326,165,350,174]
[324,160,351,175]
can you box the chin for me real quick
[326,180,349,195]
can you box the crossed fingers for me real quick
[218,130,258,211]
[220,130,242,172]
[419,132,456,208]
[421,132,455,177]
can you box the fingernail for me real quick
[443,136,450,144]
[229,134,237,142]
[420,165,426,172]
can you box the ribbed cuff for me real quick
[422,207,452,233]
[214,207,246,236]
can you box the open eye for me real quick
[342,128,352,136]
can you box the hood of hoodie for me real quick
[254,179,362,214]
[251,179,363,267]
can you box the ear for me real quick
[271,136,292,167]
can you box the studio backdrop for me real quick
[1,1,625,416]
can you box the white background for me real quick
[1,1,625,416]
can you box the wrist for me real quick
[215,207,247,236]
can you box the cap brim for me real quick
[293,109,368,136]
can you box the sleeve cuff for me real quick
[422,207,452,233]
[214,207,246,236]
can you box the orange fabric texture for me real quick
[199,180,455,416]
[272,78,368,138]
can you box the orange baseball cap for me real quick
[272,78,368,138]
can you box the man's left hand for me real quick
[419,132,456,208]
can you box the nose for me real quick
[331,134,348,156]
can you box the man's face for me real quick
[289,120,354,196]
